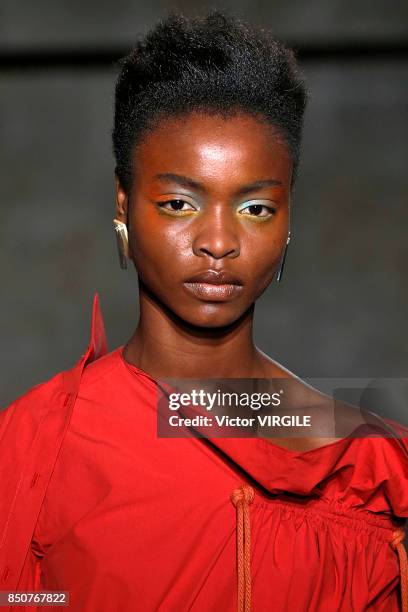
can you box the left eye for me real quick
[239,202,276,217]
[159,199,196,212]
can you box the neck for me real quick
[123,285,261,378]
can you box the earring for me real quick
[276,231,291,282]
[113,218,129,270]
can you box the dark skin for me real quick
[115,111,361,451]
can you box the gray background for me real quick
[1,1,407,411]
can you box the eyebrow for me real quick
[153,173,282,196]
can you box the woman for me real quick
[0,10,407,612]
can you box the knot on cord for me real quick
[231,485,255,508]
[391,529,406,549]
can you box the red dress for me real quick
[0,294,407,611]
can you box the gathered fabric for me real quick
[230,485,408,612]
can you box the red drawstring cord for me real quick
[231,485,255,612]
[391,528,408,612]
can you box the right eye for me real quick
[157,199,197,214]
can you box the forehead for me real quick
[133,111,292,188]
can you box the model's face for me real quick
[116,111,292,328]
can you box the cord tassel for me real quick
[231,485,255,612]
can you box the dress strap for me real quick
[231,485,255,612]
[390,528,408,612]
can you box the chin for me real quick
[176,303,249,330]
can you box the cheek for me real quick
[129,214,192,278]
[242,233,284,289]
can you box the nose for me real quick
[192,207,240,260]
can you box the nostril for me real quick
[197,245,240,259]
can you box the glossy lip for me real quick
[183,282,244,302]
[184,269,243,286]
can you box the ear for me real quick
[114,174,129,223]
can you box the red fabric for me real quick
[1,293,407,611]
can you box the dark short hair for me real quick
[112,9,308,194]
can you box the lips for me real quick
[184,269,243,286]
[183,269,244,302]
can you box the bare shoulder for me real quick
[255,347,298,380]
[254,348,367,451]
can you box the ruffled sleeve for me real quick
[324,418,408,518]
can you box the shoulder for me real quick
[255,348,296,378]
[0,370,65,442]
[0,347,123,439]
[0,292,111,440]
